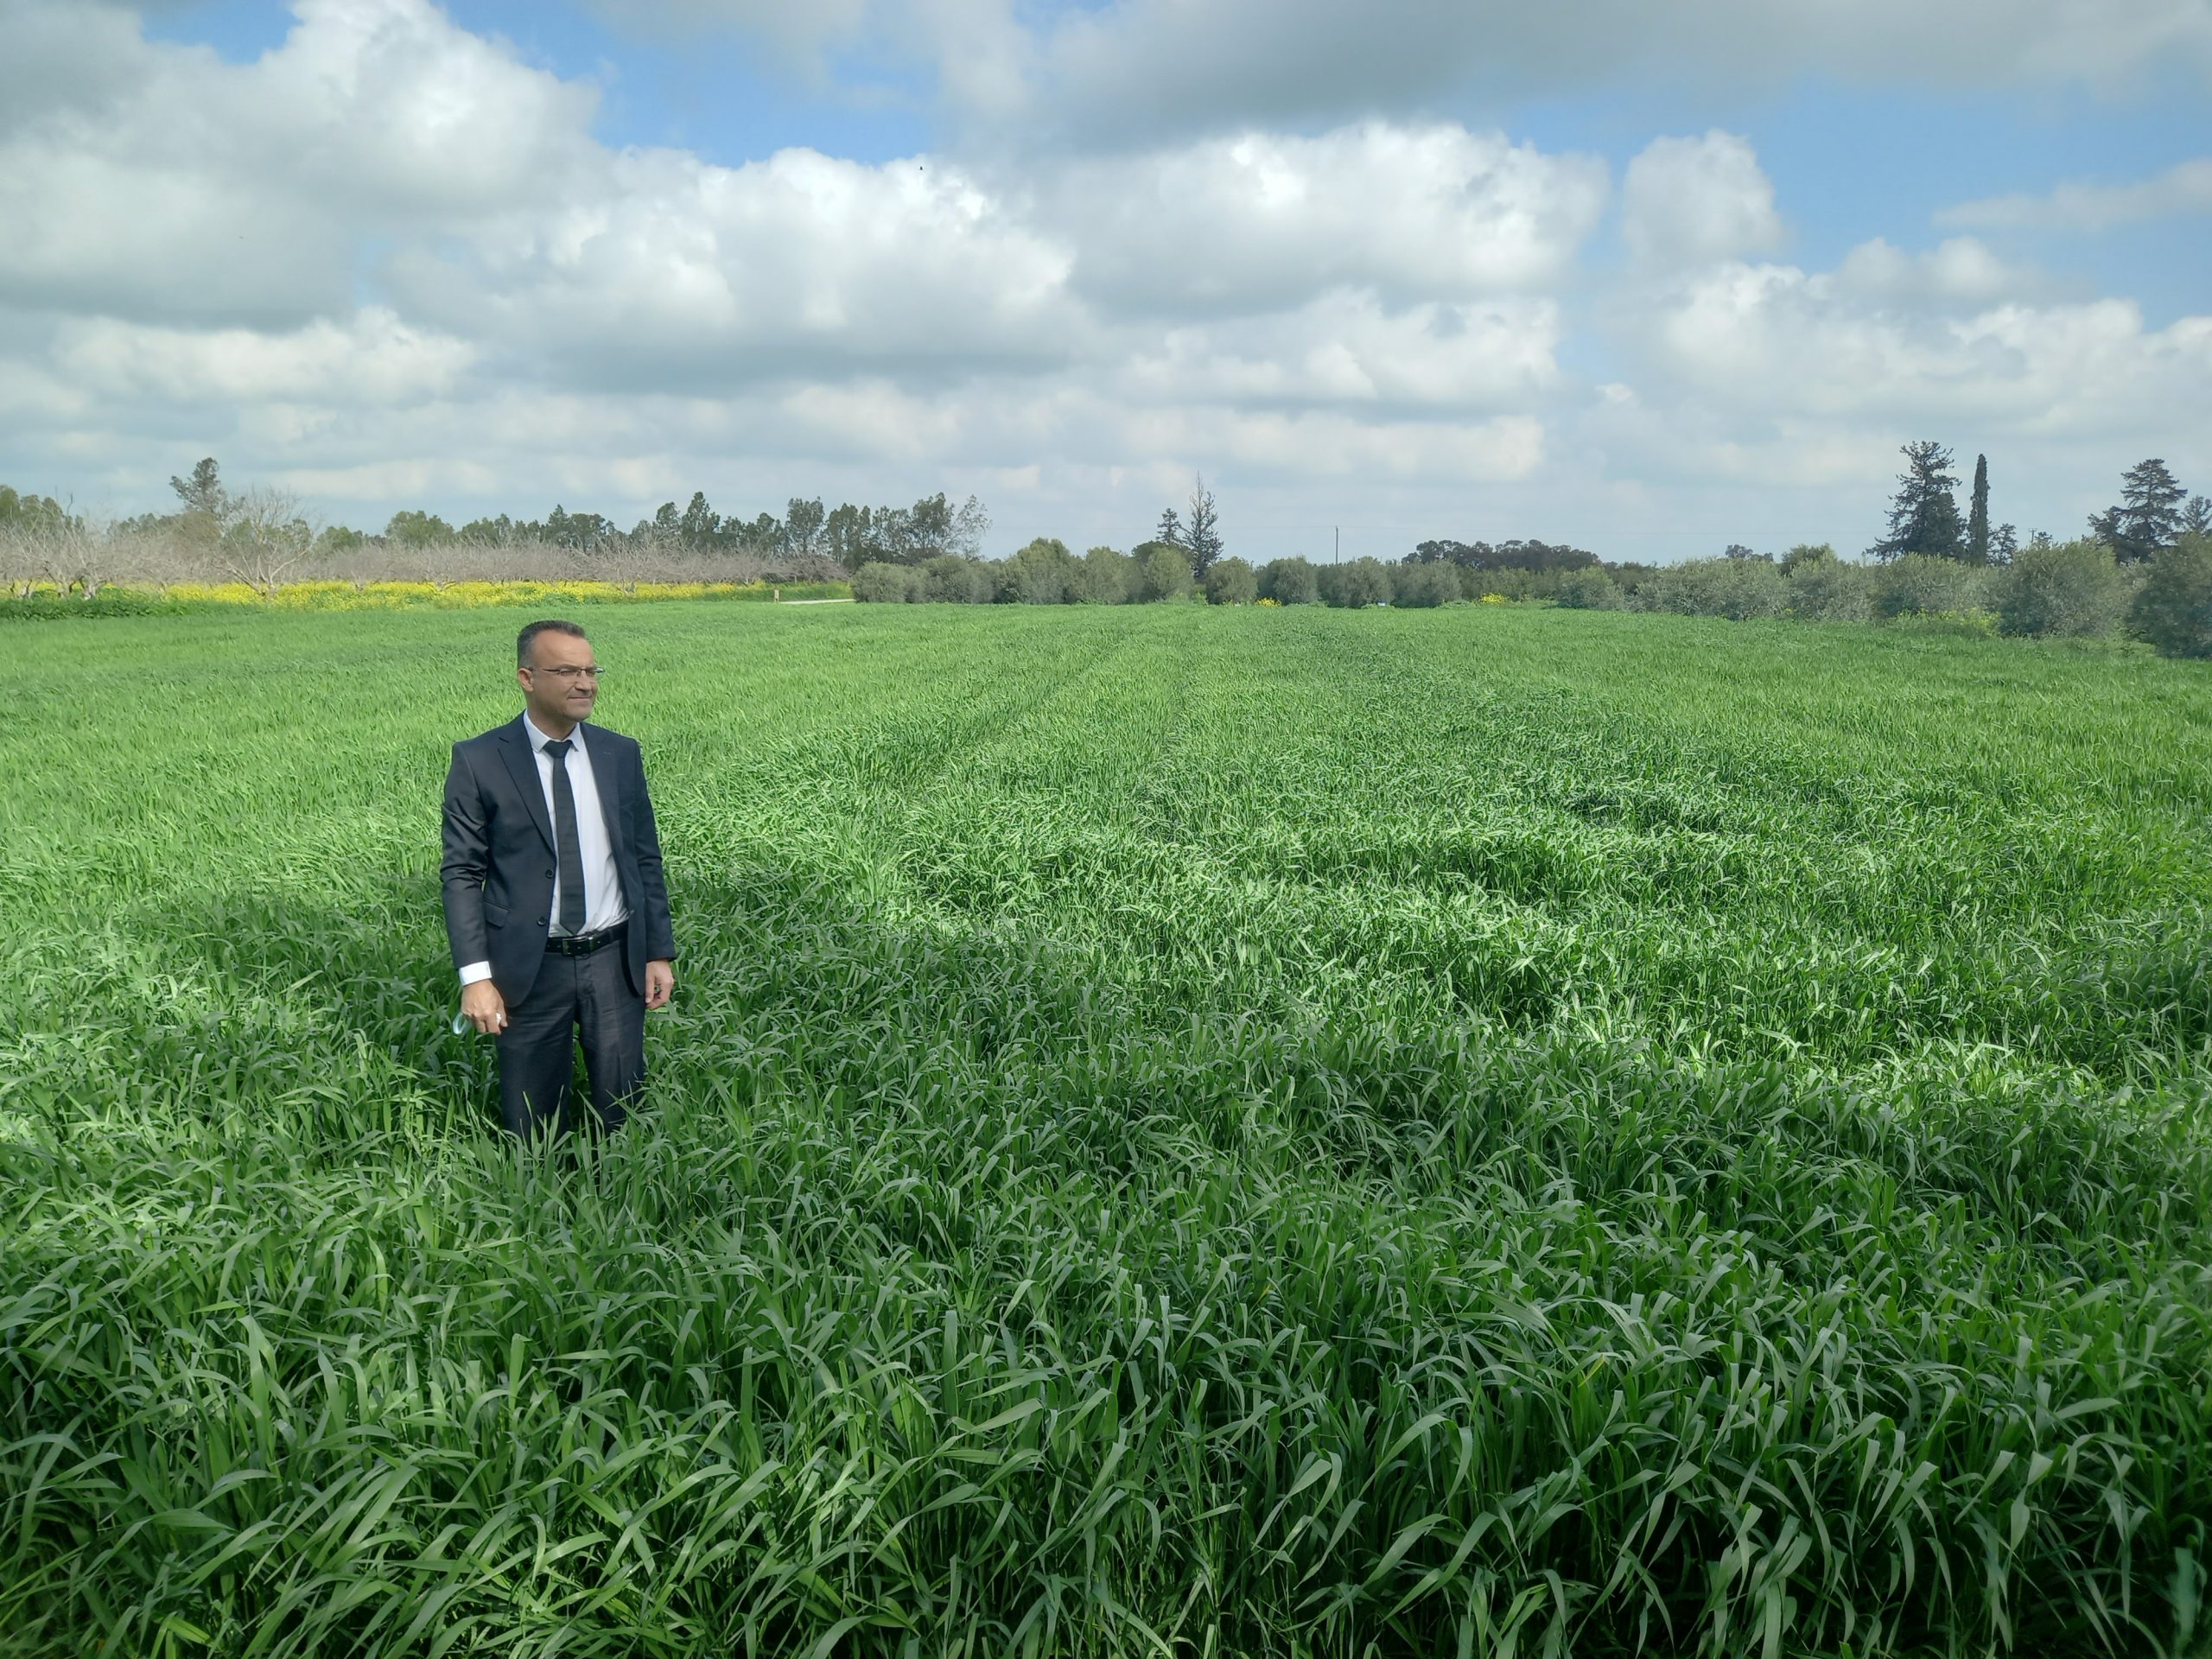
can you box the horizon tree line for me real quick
[1870,442,2208,566]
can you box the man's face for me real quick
[518,629,599,728]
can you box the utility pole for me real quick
[1334,525,1339,563]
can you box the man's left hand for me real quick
[645,959,675,1010]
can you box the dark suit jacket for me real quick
[441,715,677,1005]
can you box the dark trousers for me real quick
[495,944,645,1141]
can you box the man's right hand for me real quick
[461,979,509,1035]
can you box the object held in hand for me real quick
[450,1009,471,1036]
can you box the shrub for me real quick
[1785,559,1874,623]
[1553,568,1624,610]
[0,592,180,620]
[851,563,923,603]
[1389,562,1462,607]
[1257,556,1319,605]
[1202,556,1258,605]
[2129,533,2212,658]
[1132,542,1194,602]
[1070,546,1133,605]
[1458,565,1590,602]
[1318,557,1394,607]
[1461,565,1527,601]
[998,538,1076,604]
[1779,543,1838,574]
[1639,557,1787,620]
[1869,555,1993,621]
[1993,538,2131,639]
[921,554,993,604]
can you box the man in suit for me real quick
[442,619,677,1141]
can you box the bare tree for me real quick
[219,488,317,596]
[950,494,991,561]
[116,525,217,595]
[584,531,671,595]
[29,523,115,599]
[0,527,34,599]
[0,532,36,597]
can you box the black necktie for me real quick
[543,739,588,935]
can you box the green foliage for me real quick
[2091,458,2188,564]
[1201,555,1257,605]
[1069,546,1133,605]
[1779,542,1837,575]
[1993,537,2133,639]
[1256,556,1319,605]
[849,561,923,602]
[1551,566,1624,610]
[0,591,181,620]
[919,554,993,604]
[2,604,2210,1657]
[785,496,828,558]
[2129,532,2212,658]
[1182,476,1224,578]
[166,457,226,522]
[316,524,367,555]
[1871,440,1965,561]
[1388,561,1461,607]
[1869,553,1996,621]
[1319,556,1393,607]
[1001,537,1077,604]
[385,509,456,548]
[1132,540,1194,602]
[1784,557,1875,623]
[0,485,74,537]
[1968,454,1992,563]
[1410,538,1598,574]
[1638,556,1788,620]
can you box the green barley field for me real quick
[3,601,2210,1658]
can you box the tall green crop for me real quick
[2,602,2209,1656]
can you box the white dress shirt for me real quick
[458,712,629,986]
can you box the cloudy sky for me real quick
[4,0,2209,562]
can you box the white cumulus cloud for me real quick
[1622,132,1784,269]
[1033,124,1607,316]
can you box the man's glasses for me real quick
[529,665,604,681]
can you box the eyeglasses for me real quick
[528,665,604,681]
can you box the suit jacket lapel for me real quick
[499,715,556,855]
[580,724,626,858]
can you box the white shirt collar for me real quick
[522,709,584,753]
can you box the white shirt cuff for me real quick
[458,960,494,986]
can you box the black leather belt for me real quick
[546,920,627,957]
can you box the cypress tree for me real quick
[1967,454,1990,564]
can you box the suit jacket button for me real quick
[537,916,547,926]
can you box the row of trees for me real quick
[411,488,991,574]
[5,459,991,597]
[854,512,2211,659]
[855,541,1192,606]
[1554,539,2211,658]
[1873,444,2209,565]
[856,543,1534,610]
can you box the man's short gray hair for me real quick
[518,619,588,666]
